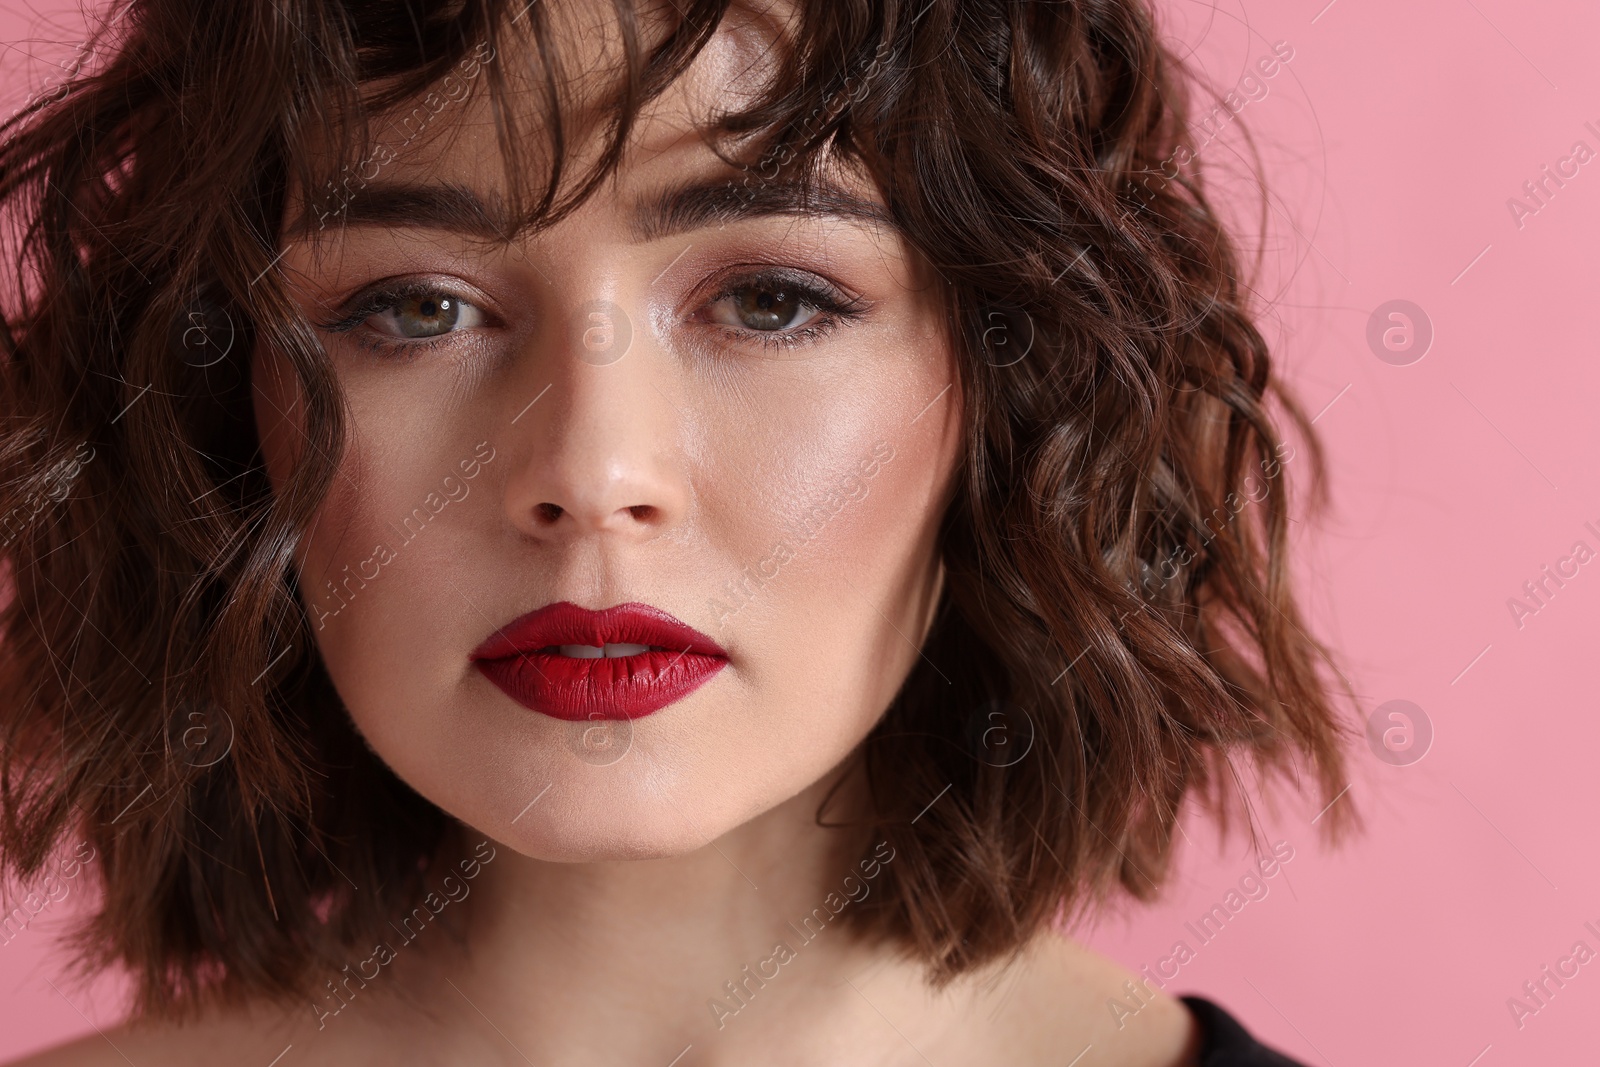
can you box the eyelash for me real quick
[698,267,869,352]
[318,269,868,356]
[319,279,487,358]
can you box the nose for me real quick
[501,298,690,544]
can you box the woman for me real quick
[0,0,1352,1063]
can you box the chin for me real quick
[494,786,756,862]
[352,683,840,863]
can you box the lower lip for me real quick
[473,648,728,721]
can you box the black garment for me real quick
[1181,997,1309,1066]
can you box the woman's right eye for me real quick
[321,283,491,348]
[365,292,485,339]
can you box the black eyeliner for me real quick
[705,266,868,319]
[318,280,471,334]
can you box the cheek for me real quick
[695,326,961,757]
[257,350,492,752]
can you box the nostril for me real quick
[627,504,655,522]
[536,502,564,523]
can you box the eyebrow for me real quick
[291,175,894,242]
[631,178,894,241]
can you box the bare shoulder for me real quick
[0,1030,119,1067]
[0,1000,345,1067]
[2,1020,218,1067]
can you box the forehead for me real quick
[291,0,825,238]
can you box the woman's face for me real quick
[253,7,962,860]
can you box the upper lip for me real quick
[470,601,728,660]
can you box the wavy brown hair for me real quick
[0,0,1354,1019]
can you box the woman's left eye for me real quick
[706,282,823,332]
[699,271,864,343]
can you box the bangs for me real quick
[290,0,922,250]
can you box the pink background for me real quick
[3,0,1599,1062]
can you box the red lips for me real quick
[470,601,728,721]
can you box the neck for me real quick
[228,749,1199,1067]
[346,753,914,1063]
